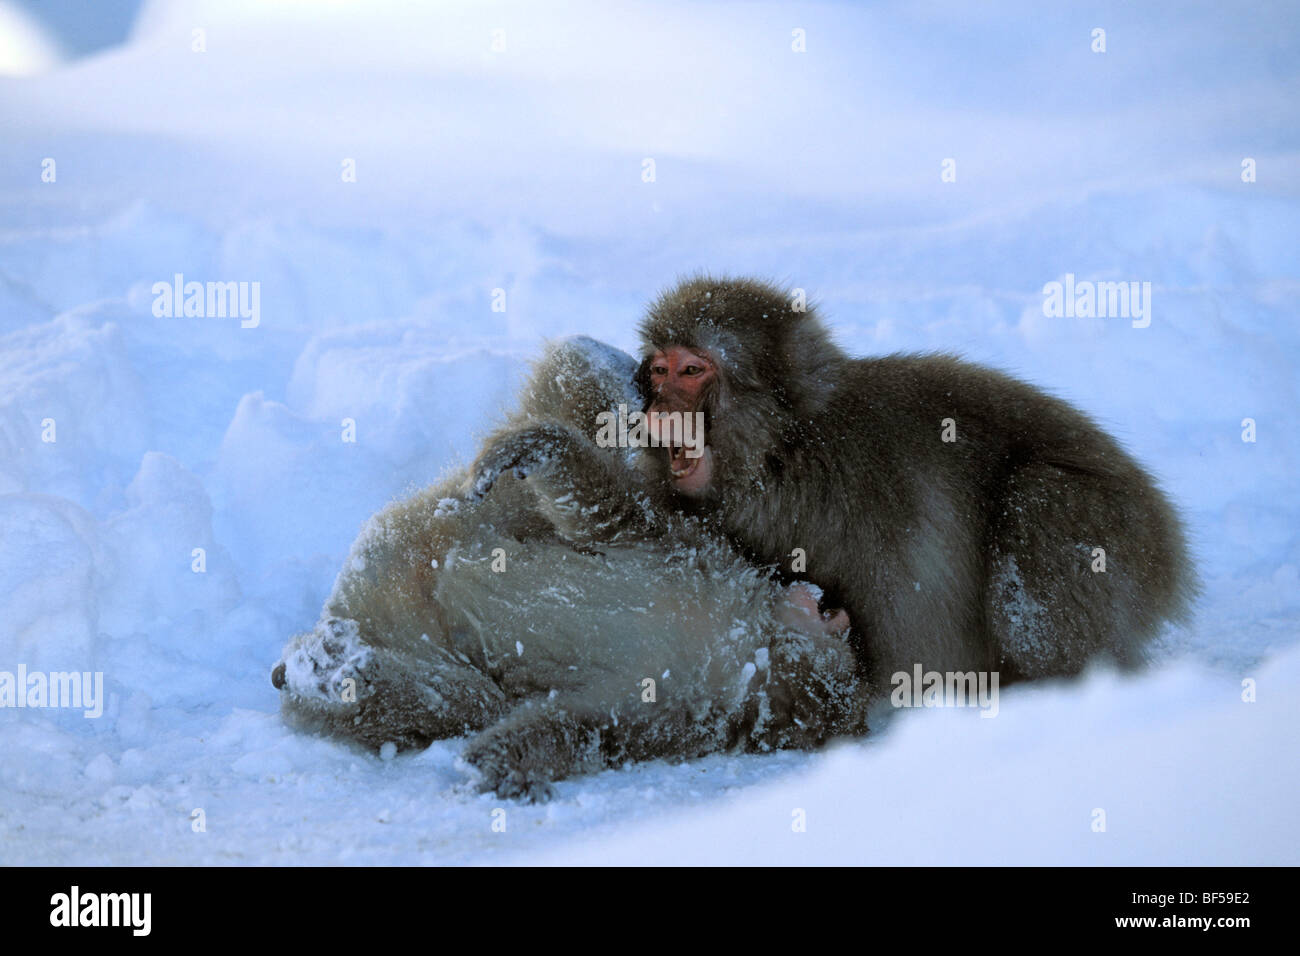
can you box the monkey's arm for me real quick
[469,422,664,545]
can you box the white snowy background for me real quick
[1,0,1297,864]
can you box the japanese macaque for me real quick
[272,337,867,801]
[473,277,1195,693]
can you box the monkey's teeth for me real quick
[670,454,700,479]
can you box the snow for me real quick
[1,0,1298,864]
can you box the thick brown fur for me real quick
[273,336,868,800]
[475,278,1196,694]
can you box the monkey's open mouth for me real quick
[665,444,713,493]
[668,444,703,479]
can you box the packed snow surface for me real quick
[1,0,1297,864]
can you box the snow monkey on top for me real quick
[473,276,1196,694]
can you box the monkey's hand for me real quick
[470,422,661,544]
[470,422,582,499]
[777,582,851,638]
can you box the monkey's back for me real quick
[779,353,1195,687]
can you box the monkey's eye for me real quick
[682,365,703,376]
[652,366,668,376]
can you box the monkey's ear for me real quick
[633,356,654,411]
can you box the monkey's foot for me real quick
[464,734,560,803]
[462,703,603,803]
[484,767,557,804]
[753,631,870,748]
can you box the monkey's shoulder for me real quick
[835,353,1096,426]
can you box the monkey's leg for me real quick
[748,630,871,750]
[463,675,755,802]
[461,699,607,802]
[469,422,662,545]
[985,462,1182,679]
[274,618,510,751]
[463,628,869,802]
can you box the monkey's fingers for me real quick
[468,443,538,499]
[821,607,851,636]
[467,459,505,499]
[469,425,574,499]
[777,584,851,638]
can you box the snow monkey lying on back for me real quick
[272,337,868,801]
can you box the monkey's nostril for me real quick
[271,661,287,689]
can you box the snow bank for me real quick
[533,645,1300,865]
[0,314,150,508]
[0,493,102,673]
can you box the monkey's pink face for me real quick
[647,345,715,495]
